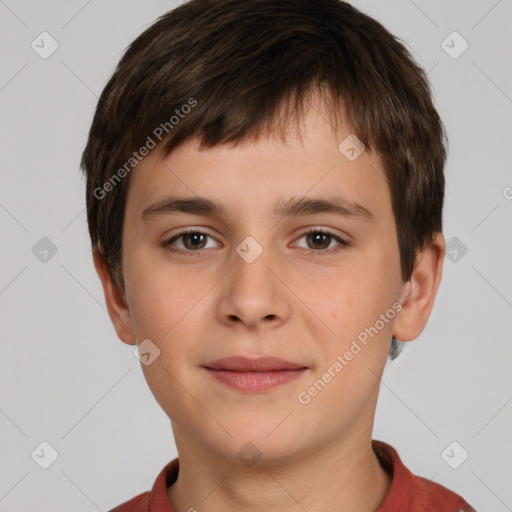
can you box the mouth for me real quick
[203,356,309,392]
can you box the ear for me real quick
[92,245,136,345]
[393,233,445,342]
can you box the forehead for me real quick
[124,105,392,227]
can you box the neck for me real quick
[168,430,391,512]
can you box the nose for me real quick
[215,239,291,331]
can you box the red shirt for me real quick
[109,440,476,512]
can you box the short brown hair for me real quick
[81,0,447,359]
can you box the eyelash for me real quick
[164,228,349,257]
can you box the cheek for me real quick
[308,254,399,358]
[300,274,397,420]
[129,283,200,345]
[123,245,201,338]
[126,266,205,413]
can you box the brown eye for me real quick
[165,230,217,254]
[181,232,208,250]
[305,231,331,250]
[294,229,348,254]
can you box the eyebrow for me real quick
[141,195,375,223]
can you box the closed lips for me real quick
[204,356,308,372]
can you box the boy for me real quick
[81,0,476,510]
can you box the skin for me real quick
[94,99,445,512]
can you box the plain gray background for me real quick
[1,1,511,510]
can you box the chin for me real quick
[207,416,312,467]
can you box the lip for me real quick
[203,356,309,392]
[204,356,307,371]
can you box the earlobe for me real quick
[392,233,445,342]
[92,245,136,345]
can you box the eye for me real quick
[293,228,348,254]
[164,227,348,256]
[165,229,218,254]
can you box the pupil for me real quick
[309,232,329,249]
[186,233,205,249]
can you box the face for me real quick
[116,104,409,466]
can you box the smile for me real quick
[203,356,309,392]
